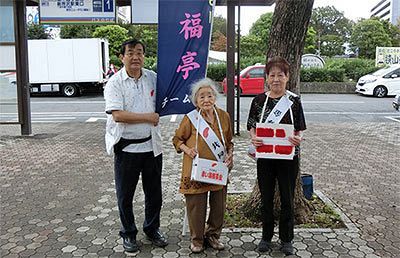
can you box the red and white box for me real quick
[255,123,295,160]
[191,157,228,186]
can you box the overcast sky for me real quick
[214,0,378,35]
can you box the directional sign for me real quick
[39,0,116,24]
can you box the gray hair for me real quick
[190,78,219,107]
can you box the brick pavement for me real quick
[0,119,399,257]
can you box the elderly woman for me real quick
[247,57,306,255]
[172,78,233,253]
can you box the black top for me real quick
[247,92,307,132]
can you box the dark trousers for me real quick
[114,151,162,238]
[257,156,299,243]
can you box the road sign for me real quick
[39,0,116,24]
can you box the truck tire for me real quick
[62,84,79,97]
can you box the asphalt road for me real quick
[0,93,399,124]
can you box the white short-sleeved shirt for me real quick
[104,67,162,156]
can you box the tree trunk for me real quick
[267,0,315,93]
[242,0,314,225]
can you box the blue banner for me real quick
[156,0,214,116]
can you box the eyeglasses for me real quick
[124,51,144,57]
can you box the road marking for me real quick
[30,117,76,120]
[170,115,177,122]
[1,112,104,115]
[303,101,365,104]
[384,116,400,123]
[86,117,107,122]
[305,112,397,115]
[32,121,74,123]
[31,101,105,104]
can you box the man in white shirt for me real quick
[104,39,167,252]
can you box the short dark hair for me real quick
[120,39,146,56]
[265,56,290,76]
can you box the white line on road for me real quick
[305,112,397,115]
[303,101,365,104]
[29,117,76,120]
[28,100,366,105]
[31,101,105,104]
[1,111,104,115]
[86,117,107,122]
[384,116,400,123]
[32,121,73,123]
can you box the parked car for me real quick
[222,64,265,95]
[393,93,400,111]
[355,65,400,97]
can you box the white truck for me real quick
[28,38,109,97]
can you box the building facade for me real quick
[370,0,400,25]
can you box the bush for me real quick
[325,58,379,81]
[206,56,266,82]
[301,68,345,82]
[109,55,122,68]
[207,63,227,82]
[144,56,157,72]
[240,56,266,69]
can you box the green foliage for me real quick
[310,6,353,39]
[109,55,122,69]
[249,12,273,51]
[206,58,379,83]
[60,24,98,39]
[350,19,392,59]
[212,15,227,37]
[118,24,158,58]
[206,57,266,82]
[378,18,400,47]
[301,67,345,82]
[211,15,227,51]
[320,34,344,57]
[240,56,266,69]
[144,56,157,72]
[140,26,158,57]
[207,63,227,82]
[92,25,129,58]
[27,24,49,39]
[325,58,379,81]
[310,6,353,56]
[304,27,317,54]
[240,35,265,58]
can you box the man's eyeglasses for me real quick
[124,51,144,57]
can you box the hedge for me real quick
[325,58,379,81]
[139,56,380,82]
[300,68,345,82]
[207,64,347,83]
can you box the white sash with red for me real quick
[187,108,228,185]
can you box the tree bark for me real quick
[243,0,314,225]
[267,0,315,93]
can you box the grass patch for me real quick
[224,193,345,229]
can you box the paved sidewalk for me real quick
[1,119,399,257]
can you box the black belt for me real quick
[114,136,152,154]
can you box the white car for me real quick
[356,65,400,97]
